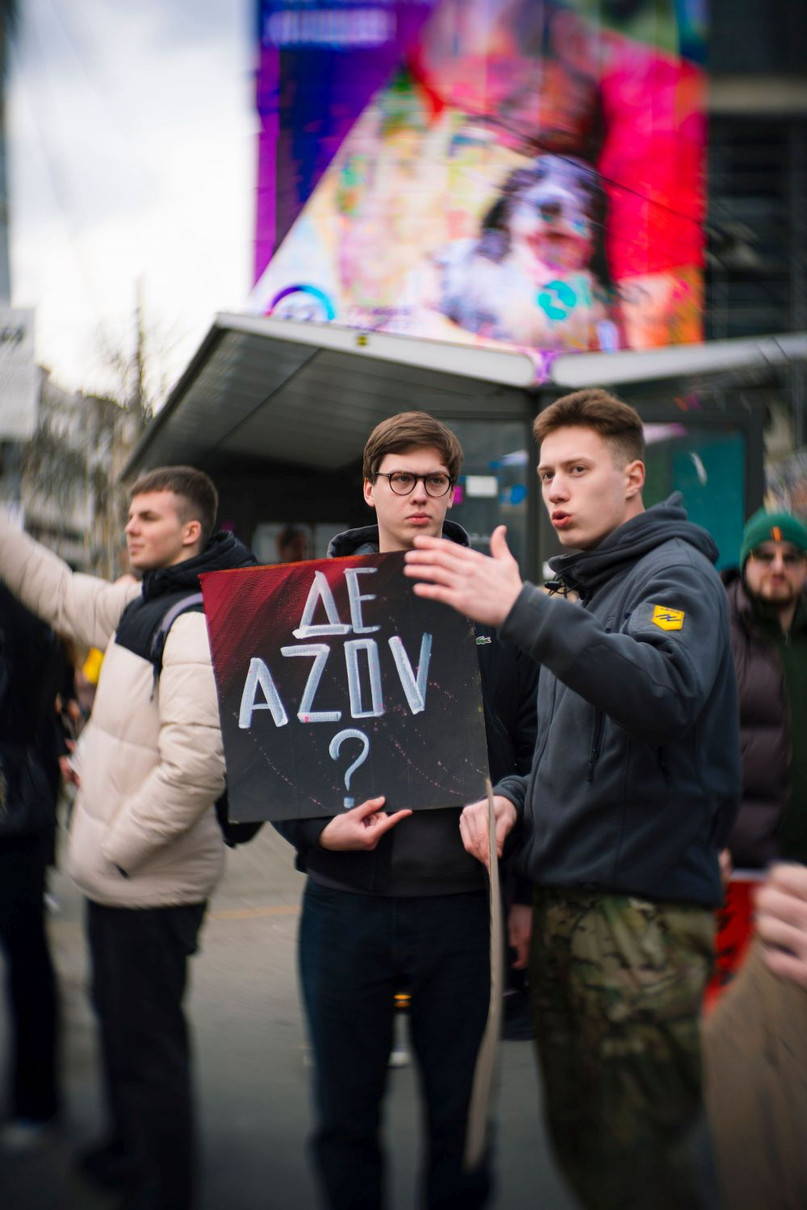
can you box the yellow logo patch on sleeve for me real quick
[651,604,685,631]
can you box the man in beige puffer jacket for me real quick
[0,465,255,1210]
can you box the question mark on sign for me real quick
[328,728,370,809]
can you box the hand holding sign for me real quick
[319,796,413,851]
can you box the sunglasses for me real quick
[748,549,806,567]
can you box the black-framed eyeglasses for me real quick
[375,471,454,497]
[749,548,806,567]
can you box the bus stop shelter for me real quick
[124,316,807,577]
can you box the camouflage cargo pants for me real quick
[529,888,715,1210]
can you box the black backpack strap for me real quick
[145,589,263,850]
[148,592,205,675]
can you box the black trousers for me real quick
[86,899,206,1210]
[300,882,493,1210]
[0,835,60,1123]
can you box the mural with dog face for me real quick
[249,0,707,378]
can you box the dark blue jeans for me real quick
[299,880,492,1210]
[87,899,206,1210]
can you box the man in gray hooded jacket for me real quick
[405,389,740,1210]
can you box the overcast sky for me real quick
[8,0,255,400]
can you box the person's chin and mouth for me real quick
[127,544,153,573]
[551,510,601,550]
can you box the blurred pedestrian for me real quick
[0,467,255,1210]
[722,509,807,869]
[0,584,64,1151]
[405,389,740,1209]
[276,412,537,1209]
[275,523,311,563]
[704,861,807,1208]
[707,510,807,997]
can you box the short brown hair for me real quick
[129,466,219,548]
[533,389,645,466]
[362,412,463,481]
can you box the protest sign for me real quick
[200,551,489,822]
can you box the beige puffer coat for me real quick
[0,514,227,907]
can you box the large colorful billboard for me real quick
[250,1,707,381]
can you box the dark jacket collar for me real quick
[327,518,471,559]
[141,530,256,600]
[549,493,719,598]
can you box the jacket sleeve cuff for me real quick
[494,774,527,816]
[500,582,552,659]
[304,818,331,847]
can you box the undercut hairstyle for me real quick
[129,465,219,549]
[362,412,463,482]
[533,389,645,466]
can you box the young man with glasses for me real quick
[276,411,537,1209]
[720,510,807,871]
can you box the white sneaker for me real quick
[389,1005,411,1067]
[388,1044,410,1068]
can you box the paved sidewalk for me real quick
[1,826,575,1209]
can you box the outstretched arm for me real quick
[404,526,523,627]
[0,509,137,648]
[414,525,732,746]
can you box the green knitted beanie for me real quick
[740,508,807,567]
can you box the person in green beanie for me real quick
[706,519,807,1210]
[722,507,807,870]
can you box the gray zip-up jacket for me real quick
[496,495,740,908]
